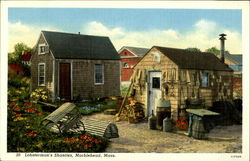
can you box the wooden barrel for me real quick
[192,119,207,139]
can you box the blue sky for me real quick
[8,8,242,53]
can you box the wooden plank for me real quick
[186,109,220,116]
[42,102,76,123]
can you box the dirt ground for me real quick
[83,113,242,153]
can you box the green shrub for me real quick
[7,102,109,152]
[8,77,30,102]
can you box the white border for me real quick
[1,1,249,161]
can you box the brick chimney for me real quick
[219,33,227,63]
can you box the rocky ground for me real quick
[82,113,242,153]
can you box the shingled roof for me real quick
[154,46,233,71]
[118,46,150,57]
[224,52,242,65]
[41,31,120,60]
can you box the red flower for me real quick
[79,135,87,140]
[9,102,17,106]
[24,108,36,113]
[15,113,21,117]
[64,138,75,143]
[24,102,33,107]
[87,137,93,142]
[11,106,21,111]
[182,125,188,130]
[37,112,43,116]
[27,131,37,137]
[83,144,88,149]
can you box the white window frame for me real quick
[123,62,129,68]
[38,43,46,55]
[38,63,46,86]
[94,64,104,85]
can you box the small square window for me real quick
[123,62,129,68]
[38,44,46,55]
[152,77,160,89]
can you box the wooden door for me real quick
[59,63,71,100]
[148,71,162,116]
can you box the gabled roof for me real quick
[154,46,233,71]
[41,31,120,60]
[224,52,242,65]
[118,46,150,57]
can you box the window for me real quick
[123,62,129,68]
[202,72,209,87]
[38,63,45,86]
[152,77,160,89]
[38,44,46,55]
[95,64,104,84]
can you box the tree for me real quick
[185,47,201,52]
[205,47,220,56]
[205,47,230,56]
[8,43,32,76]
[8,43,32,63]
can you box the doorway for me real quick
[148,71,162,116]
[59,63,71,100]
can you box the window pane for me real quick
[152,77,160,89]
[95,64,103,84]
[202,72,209,87]
[40,46,45,52]
[39,64,45,85]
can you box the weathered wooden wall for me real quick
[54,59,121,100]
[133,47,233,121]
[31,33,121,102]
[31,34,54,93]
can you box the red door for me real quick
[59,63,71,100]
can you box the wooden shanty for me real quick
[129,46,233,121]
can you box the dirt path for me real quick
[83,113,242,153]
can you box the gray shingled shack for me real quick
[31,31,121,102]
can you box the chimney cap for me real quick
[219,33,227,40]
[219,33,227,37]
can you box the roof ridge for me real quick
[125,46,150,49]
[41,30,109,38]
[154,45,212,55]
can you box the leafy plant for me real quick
[8,77,30,102]
[174,117,189,131]
[7,102,109,152]
[30,88,50,103]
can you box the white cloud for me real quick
[8,22,59,52]
[83,21,125,39]
[81,20,242,54]
[8,19,242,54]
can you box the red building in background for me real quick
[118,46,149,85]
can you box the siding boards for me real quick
[133,47,234,121]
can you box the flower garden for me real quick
[7,76,113,152]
